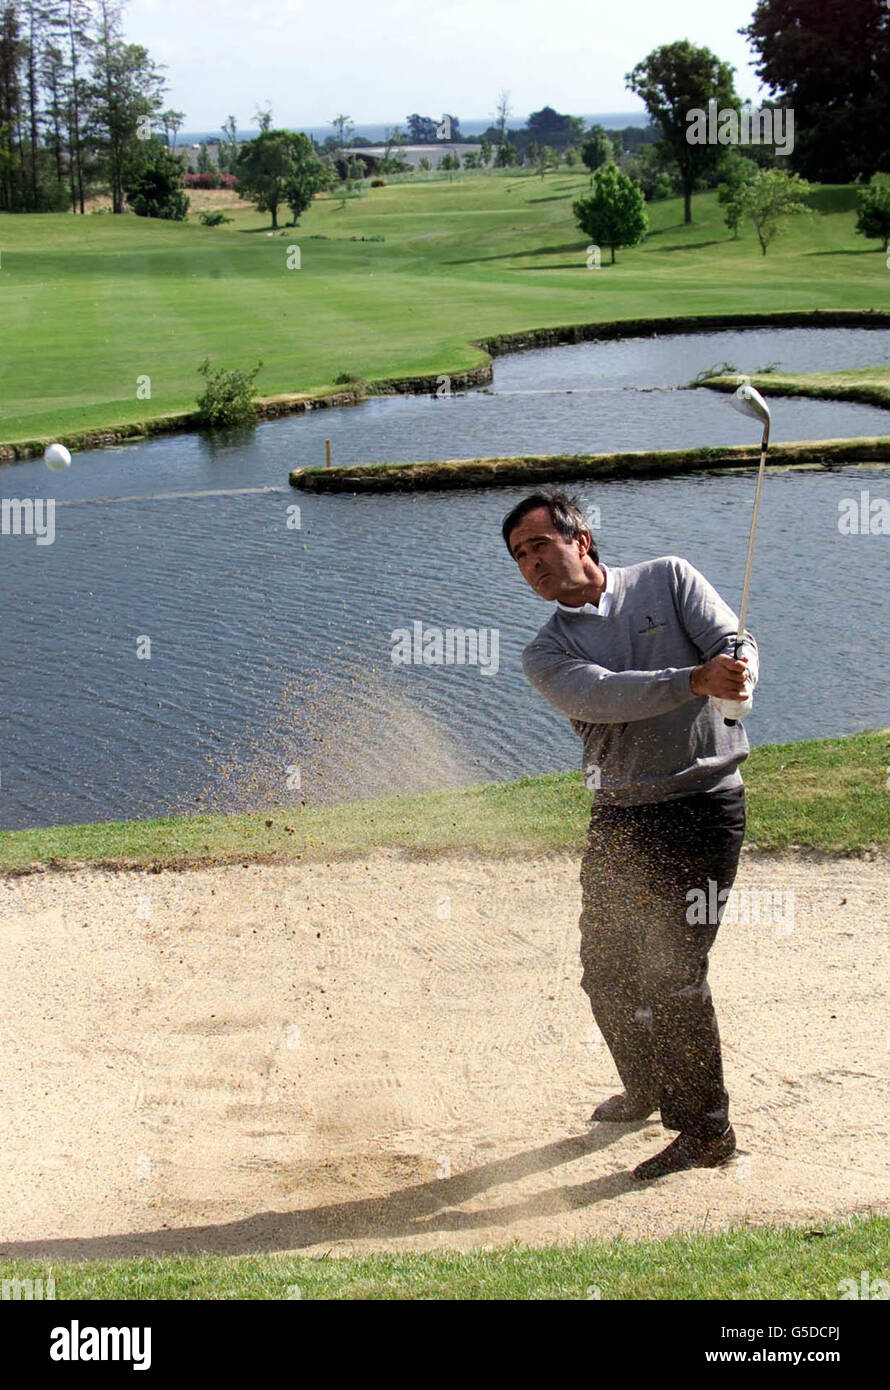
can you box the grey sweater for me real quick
[522,555,759,806]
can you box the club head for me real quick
[730,382,771,428]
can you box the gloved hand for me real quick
[712,690,754,720]
[712,648,757,721]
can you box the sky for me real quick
[125,0,770,132]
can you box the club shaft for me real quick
[734,421,769,653]
[724,421,769,726]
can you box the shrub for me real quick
[333,371,369,392]
[198,209,234,225]
[185,171,238,190]
[196,359,263,427]
[370,177,386,187]
[124,145,190,221]
[855,177,890,247]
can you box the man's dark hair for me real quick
[501,488,599,563]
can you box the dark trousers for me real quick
[579,785,745,1139]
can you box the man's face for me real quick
[508,506,591,601]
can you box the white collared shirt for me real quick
[556,563,614,618]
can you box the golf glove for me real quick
[712,691,754,720]
[711,647,758,721]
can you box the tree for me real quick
[494,89,511,143]
[737,167,811,255]
[479,135,491,166]
[283,129,329,224]
[526,105,585,149]
[41,38,68,192]
[254,103,272,133]
[124,138,188,218]
[618,142,679,201]
[0,0,170,213]
[855,177,890,248]
[330,112,353,147]
[717,153,758,237]
[626,40,738,224]
[158,106,184,149]
[89,0,165,214]
[0,3,24,210]
[57,0,92,213]
[236,127,315,228]
[494,141,516,168]
[218,113,238,172]
[534,144,558,177]
[573,163,648,263]
[744,0,890,182]
[581,126,612,176]
[406,112,436,143]
[21,0,46,208]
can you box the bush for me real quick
[196,359,263,427]
[185,171,238,190]
[124,145,190,221]
[198,209,234,225]
[855,177,890,246]
[333,371,369,392]
[370,177,386,187]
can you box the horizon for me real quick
[176,111,654,144]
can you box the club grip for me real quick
[725,636,743,725]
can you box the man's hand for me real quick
[690,654,750,701]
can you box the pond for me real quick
[1,326,888,831]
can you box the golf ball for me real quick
[44,443,72,471]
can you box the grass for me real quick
[1,730,887,875]
[702,365,890,411]
[1,177,889,448]
[1,1212,886,1298]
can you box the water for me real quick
[2,327,888,831]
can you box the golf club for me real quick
[721,381,771,727]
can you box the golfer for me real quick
[503,488,759,1181]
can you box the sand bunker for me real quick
[1,848,888,1260]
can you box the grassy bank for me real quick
[289,438,890,491]
[702,365,890,411]
[1,730,887,876]
[1,1211,886,1298]
[1,179,887,450]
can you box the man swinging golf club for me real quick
[502,384,769,1180]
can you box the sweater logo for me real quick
[637,614,667,636]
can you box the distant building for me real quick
[341,143,482,170]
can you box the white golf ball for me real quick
[44,442,72,471]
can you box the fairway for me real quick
[0,178,885,447]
